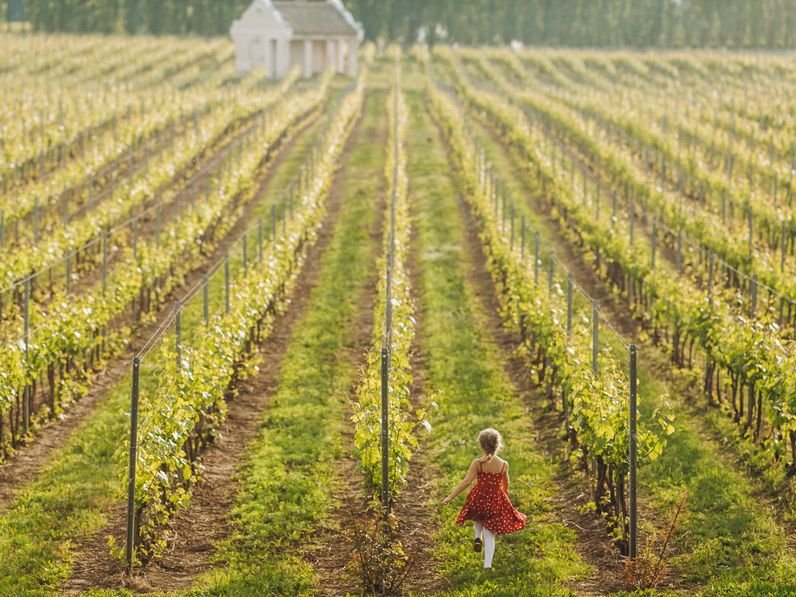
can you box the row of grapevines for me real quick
[127,68,367,562]
[437,51,796,473]
[1,68,300,252]
[135,43,234,91]
[473,53,796,338]
[666,115,793,208]
[0,70,302,287]
[1,84,138,170]
[0,84,230,201]
[3,93,217,230]
[550,85,793,250]
[601,78,796,209]
[0,39,232,189]
[543,54,796,235]
[0,74,330,457]
[456,51,796,303]
[427,77,672,547]
[493,48,795,217]
[468,47,794,244]
[352,64,420,502]
[0,71,302,335]
[0,35,226,94]
[469,51,796,327]
[0,55,237,194]
[508,49,796,184]
[0,34,144,78]
[587,52,796,167]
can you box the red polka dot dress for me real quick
[456,460,526,535]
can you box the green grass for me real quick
[451,65,796,595]
[187,86,387,596]
[635,351,796,591]
[0,95,335,597]
[404,68,588,596]
[0,379,127,596]
[6,61,795,597]
[670,371,796,519]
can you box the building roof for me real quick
[273,1,359,37]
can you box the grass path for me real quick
[405,81,588,596]
[456,75,796,594]
[185,86,387,596]
[0,95,333,597]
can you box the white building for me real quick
[230,0,364,78]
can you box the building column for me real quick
[303,39,312,78]
[264,38,273,78]
[326,39,335,72]
[347,38,358,76]
[276,38,289,77]
[336,38,346,73]
[273,39,281,78]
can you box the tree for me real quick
[19,0,796,48]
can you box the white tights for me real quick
[473,521,496,568]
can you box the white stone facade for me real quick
[230,0,363,78]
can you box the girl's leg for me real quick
[483,528,496,568]
[473,521,483,539]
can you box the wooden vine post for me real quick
[224,253,230,314]
[202,275,209,325]
[592,300,599,376]
[380,347,389,515]
[23,278,31,434]
[125,356,141,574]
[564,272,574,422]
[629,344,638,559]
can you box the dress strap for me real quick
[500,462,507,475]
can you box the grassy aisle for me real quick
[0,101,334,597]
[461,88,796,594]
[186,87,386,596]
[405,85,588,595]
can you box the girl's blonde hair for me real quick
[478,428,503,460]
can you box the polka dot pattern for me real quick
[455,461,527,536]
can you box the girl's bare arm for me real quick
[441,460,480,505]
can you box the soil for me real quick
[61,86,372,595]
[302,90,387,597]
[59,106,336,595]
[390,175,446,595]
[8,103,217,299]
[46,95,305,311]
[0,100,319,519]
[0,354,129,513]
[436,108,633,595]
[469,107,696,593]
[0,112,304,493]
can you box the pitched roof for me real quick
[273,1,358,37]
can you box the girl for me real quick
[440,428,526,569]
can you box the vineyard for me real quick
[0,30,795,597]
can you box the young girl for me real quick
[440,428,526,569]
